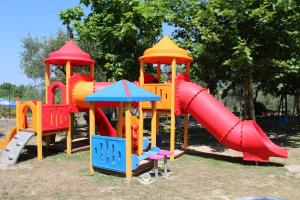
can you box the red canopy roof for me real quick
[44,40,95,66]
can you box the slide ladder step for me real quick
[0,131,35,165]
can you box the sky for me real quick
[0,0,84,85]
[0,1,173,86]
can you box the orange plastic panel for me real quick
[141,84,171,110]
[0,126,17,148]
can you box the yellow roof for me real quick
[139,36,192,64]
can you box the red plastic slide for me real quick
[95,107,117,137]
[176,79,288,162]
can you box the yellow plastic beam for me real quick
[125,103,132,180]
[138,61,145,155]
[67,113,73,154]
[90,64,95,80]
[37,101,43,160]
[0,126,17,149]
[89,102,95,173]
[151,101,157,147]
[66,60,71,104]
[170,58,177,160]
[16,100,21,132]
[186,62,190,79]
[45,63,50,103]
[157,63,161,82]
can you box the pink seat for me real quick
[149,154,164,160]
[158,150,171,156]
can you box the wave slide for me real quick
[176,79,288,162]
[95,107,117,137]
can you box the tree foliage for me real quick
[20,30,69,83]
[0,82,40,100]
[59,0,166,81]
[164,0,300,119]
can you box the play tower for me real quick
[138,36,192,160]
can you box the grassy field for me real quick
[0,116,299,200]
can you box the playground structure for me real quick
[0,37,288,179]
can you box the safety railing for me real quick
[41,104,70,132]
[140,84,172,110]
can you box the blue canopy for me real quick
[86,80,160,102]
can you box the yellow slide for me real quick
[0,126,17,149]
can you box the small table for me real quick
[149,154,164,178]
[158,150,171,176]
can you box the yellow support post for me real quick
[151,101,157,147]
[66,61,71,104]
[140,62,145,85]
[16,100,21,132]
[117,102,123,137]
[125,103,132,180]
[89,102,95,173]
[157,63,161,82]
[67,113,73,154]
[170,58,177,160]
[138,61,145,155]
[37,101,43,160]
[186,62,190,79]
[184,114,189,152]
[66,61,72,154]
[156,113,160,137]
[90,64,95,80]
[45,63,50,104]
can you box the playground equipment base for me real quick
[171,149,185,159]
[0,131,35,165]
[94,159,154,177]
[48,137,90,153]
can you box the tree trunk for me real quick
[296,89,300,120]
[243,73,256,120]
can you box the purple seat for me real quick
[158,150,171,176]
[158,150,171,156]
[149,154,164,160]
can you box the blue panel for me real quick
[143,138,150,151]
[92,135,140,173]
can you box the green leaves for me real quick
[20,30,69,83]
[59,0,165,81]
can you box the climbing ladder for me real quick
[0,131,35,165]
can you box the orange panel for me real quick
[141,84,171,110]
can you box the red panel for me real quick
[47,81,66,104]
[42,105,70,132]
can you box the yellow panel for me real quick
[141,84,171,110]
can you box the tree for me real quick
[165,0,300,120]
[20,30,69,83]
[59,0,166,81]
